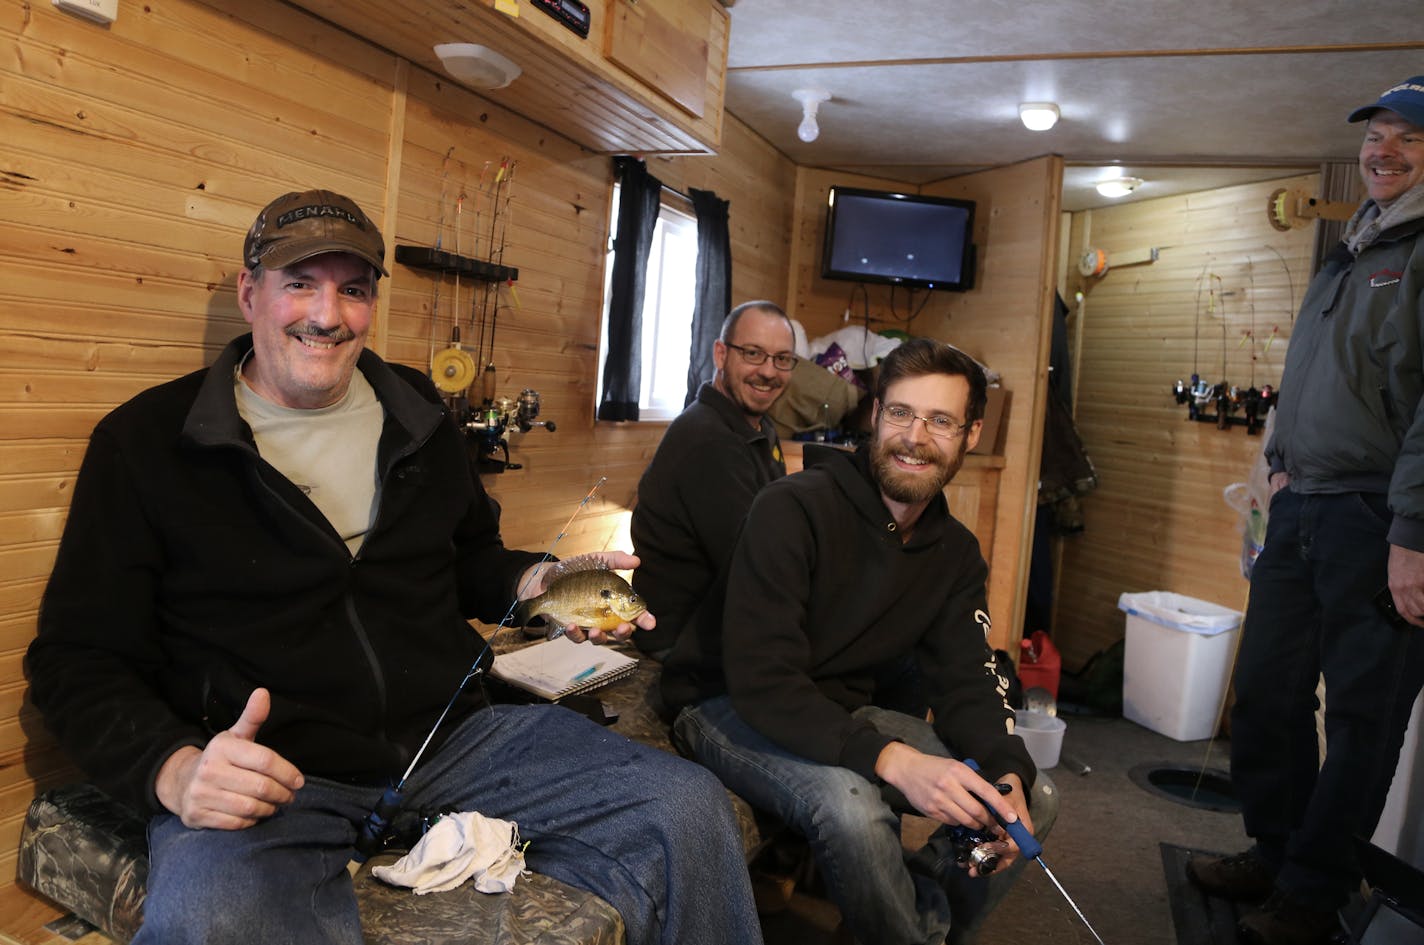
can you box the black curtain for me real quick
[684,187,732,407]
[598,156,662,422]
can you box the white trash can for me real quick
[1117,591,1243,741]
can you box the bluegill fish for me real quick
[516,569,646,632]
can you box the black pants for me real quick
[1230,489,1424,906]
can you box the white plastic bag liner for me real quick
[1117,591,1242,636]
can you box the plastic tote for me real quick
[1117,591,1243,741]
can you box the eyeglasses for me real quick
[724,342,799,372]
[880,404,973,440]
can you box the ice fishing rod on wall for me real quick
[398,152,552,473]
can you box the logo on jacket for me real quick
[1370,269,1402,288]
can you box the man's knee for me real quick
[1028,768,1059,841]
[141,820,360,945]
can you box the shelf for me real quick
[395,245,518,283]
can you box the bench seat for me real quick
[17,645,763,944]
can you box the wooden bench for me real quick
[17,647,765,945]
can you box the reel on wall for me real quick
[460,388,556,473]
[1265,188,1356,232]
[431,346,478,394]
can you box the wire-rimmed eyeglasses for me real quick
[880,404,973,440]
[724,342,799,372]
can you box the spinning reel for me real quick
[1172,374,1276,435]
[429,346,554,473]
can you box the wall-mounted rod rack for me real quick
[395,245,518,283]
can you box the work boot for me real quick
[1237,890,1340,945]
[1186,849,1276,901]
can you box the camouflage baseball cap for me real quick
[243,189,389,277]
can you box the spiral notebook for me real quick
[490,636,638,701]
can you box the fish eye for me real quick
[600,589,611,598]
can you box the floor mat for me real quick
[1160,844,1253,945]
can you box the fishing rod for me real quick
[478,158,512,404]
[352,476,609,863]
[426,147,455,368]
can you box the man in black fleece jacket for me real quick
[662,338,1053,945]
[26,189,763,945]
[630,300,795,657]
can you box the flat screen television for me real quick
[821,186,976,291]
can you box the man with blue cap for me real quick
[1187,77,1424,945]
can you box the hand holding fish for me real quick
[518,552,656,643]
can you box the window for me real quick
[597,185,698,421]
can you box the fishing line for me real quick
[473,161,493,367]
[426,147,455,366]
[1191,263,1210,381]
[406,474,606,784]
[1245,258,1257,388]
[352,476,609,861]
[1263,243,1297,328]
[489,161,516,361]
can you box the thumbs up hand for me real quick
[154,688,306,829]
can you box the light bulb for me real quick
[1019,102,1060,131]
[792,89,831,144]
[1095,177,1144,198]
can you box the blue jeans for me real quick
[134,703,762,945]
[673,695,1057,945]
[1231,489,1424,905]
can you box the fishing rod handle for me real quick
[353,786,404,864]
[962,758,1043,860]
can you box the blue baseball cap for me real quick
[1348,76,1424,127]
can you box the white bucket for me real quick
[1014,710,1066,769]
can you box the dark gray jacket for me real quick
[1267,202,1424,550]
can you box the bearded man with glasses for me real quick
[660,337,1056,945]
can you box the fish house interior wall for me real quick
[0,0,795,925]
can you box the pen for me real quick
[571,663,603,683]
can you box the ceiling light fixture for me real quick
[1018,102,1060,131]
[433,43,521,90]
[1096,176,1145,198]
[792,88,832,143]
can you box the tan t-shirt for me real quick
[234,368,384,555]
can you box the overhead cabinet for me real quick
[282,0,730,154]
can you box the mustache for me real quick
[286,323,356,343]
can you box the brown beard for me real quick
[870,431,968,503]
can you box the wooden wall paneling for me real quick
[284,0,727,155]
[0,0,401,916]
[649,117,798,308]
[1,2,793,926]
[1053,174,1317,669]
[786,166,928,340]
[920,157,1063,653]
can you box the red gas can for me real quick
[1018,630,1061,700]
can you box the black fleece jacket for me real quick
[27,336,542,812]
[630,382,785,654]
[661,447,1035,789]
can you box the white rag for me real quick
[370,811,526,895]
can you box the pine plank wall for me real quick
[0,0,798,919]
[1054,175,1318,669]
